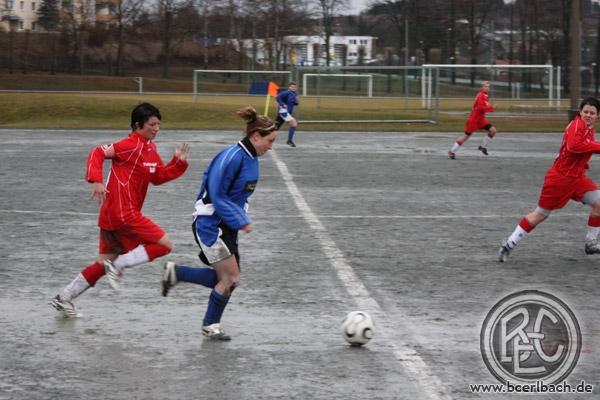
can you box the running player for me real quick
[275,81,299,147]
[50,102,190,317]
[160,106,277,340]
[448,81,498,159]
[499,97,600,262]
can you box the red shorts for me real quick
[98,215,165,255]
[465,117,491,133]
[537,168,599,210]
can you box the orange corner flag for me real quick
[268,81,279,97]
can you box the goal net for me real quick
[193,69,292,102]
[293,66,439,125]
[302,73,373,97]
[421,64,559,111]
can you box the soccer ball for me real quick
[341,311,374,346]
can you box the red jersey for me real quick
[551,115,600,178]
[465,91,495,132]
[469,91,495,120]
[86,132,188,231]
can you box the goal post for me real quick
[302,73,373,97]
[192,69,292,102]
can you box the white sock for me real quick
[586,226,600,241]
[482,135,492,148]
[507,225,528,249]
[59,273,90,302]
[450,141,462,153]
[113,245,150,271]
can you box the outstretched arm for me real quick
[151,143,190,185]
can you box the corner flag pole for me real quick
[264,94,271,117]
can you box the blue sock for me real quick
[203,290,230,326]
[288,127,296,141]
[175,265,218,288]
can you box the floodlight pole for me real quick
[569,0,581,120]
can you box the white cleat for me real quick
[498,243,512,262]
[202,323,231,341]
[49,295,81,318]
[161,261,178,297]
[104,259,122,291]
[585,239,600,255]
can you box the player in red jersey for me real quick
[499,97,600,262]
[50,102,190,317]
[448,81,498,159]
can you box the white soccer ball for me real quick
[341,311,374,346]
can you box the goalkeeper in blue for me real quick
[275,81,299,147]
[160,106,277,341]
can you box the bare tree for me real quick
[114,0,146,75]
[314,0,348,66]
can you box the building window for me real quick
[20,0,24,9]
[32,21,37,30]
[5,0,13,8]
[360,40,367,45]
[18,20,24,29]
[32,1,36,9]
[349,39,357,44]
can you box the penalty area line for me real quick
[270,150,451,400]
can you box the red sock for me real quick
[144,244,171,261]
[588,215,600,227]
[81,261,105,286]
[519,217,535,233]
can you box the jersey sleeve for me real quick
[208,156,250,230]
[151,153,189,185]
[85,137,136,183]
[276,91,287,107]
[565,119,600,154]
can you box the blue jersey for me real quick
[193,138,259,245]
[277,89,298,114]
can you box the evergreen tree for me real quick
[37,0,60,31]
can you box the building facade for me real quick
[237,35,376,67]
[1,0,108,31]
[1,0,41,31]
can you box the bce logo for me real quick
[480,290,581,384]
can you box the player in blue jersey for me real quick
[275,82,299,147]
[160,106,277,340]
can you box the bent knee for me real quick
[157,235,173,250]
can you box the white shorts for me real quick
[194,228,237,264]
[278,107,294,122]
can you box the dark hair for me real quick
[580,97,600,113]
[131,102,161,130]
[236,106,275,137]
[289,81,297,86]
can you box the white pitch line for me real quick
[0,209,97,216]
[269,150,451,400]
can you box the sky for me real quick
[341,0,372,15]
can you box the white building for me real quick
[1,0,41,31]
[284,35,376,66]
[1,0,97,32]
[237,35,376,67]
